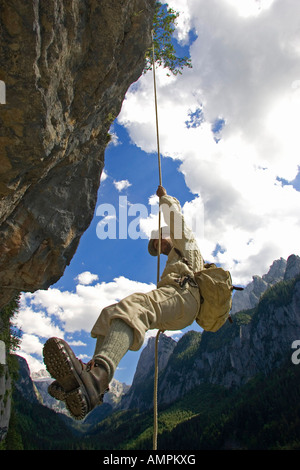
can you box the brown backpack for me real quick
[194,263,243,332]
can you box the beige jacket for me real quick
[157,195,204,289]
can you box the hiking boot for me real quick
[47,362,90,402]
[64,363,109,420]
[43,337,86,393]
[43,337,109,420]
[47,367,105,406]
[48,380,65,402]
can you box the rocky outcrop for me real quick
[0,0,155,309]
[104,378,131,407]
[284,254,300,281]
[231,257,288,313]
[14,355,41,404]
[32,374,68,416]
[121,333,177,410]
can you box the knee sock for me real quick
[93,318,134,382]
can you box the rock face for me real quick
[32,372,69,416]
[121,333,177,410]
[231,257,288,313]
[284,254,300,281]
[0,0,155,309]
[14,355,41,404]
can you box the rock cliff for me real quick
[14,355,41,404]
[121,333,177,410]
[0,0,155,309]
[231,256,287,313]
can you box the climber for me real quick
[43,185,204,420]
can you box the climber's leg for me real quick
[91,284,200,350]
[92,318,134,383]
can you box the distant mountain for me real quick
[231,254,300,313]
[120,333,177,410]
[33,373,69,416]
[15,356,41,405]
[284,254,300,280]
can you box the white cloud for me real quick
[16,276,156,374]
[100,170,108,182]
[18,351,45,374]
[14,304,64,338]
[225,0,276,17]
[14,333,47,374]
[68,340,87,347]
[113,179,132,192]
[118,0,300,284]
[149,194,159,206]
[75,271,99,285]
[20,333,44,356]
[108,125,120,146]
[166,0,192,44]
[144,329,182,347]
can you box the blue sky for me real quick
[15,0,300,385]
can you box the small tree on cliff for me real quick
[144,1,192,76]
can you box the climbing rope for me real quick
[151,29,163,452]
[153,329,161,450]
[152,29,162,286]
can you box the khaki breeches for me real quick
[91,284,200,351]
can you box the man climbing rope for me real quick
[43,185,204,420]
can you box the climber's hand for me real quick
[156,185,167,198]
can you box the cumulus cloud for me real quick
[113,179,132,192]
[75,271,99,285]
[118,0,300,284]
[16,275,156,373]
[22,276,155,334]
[15,301,64,339]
